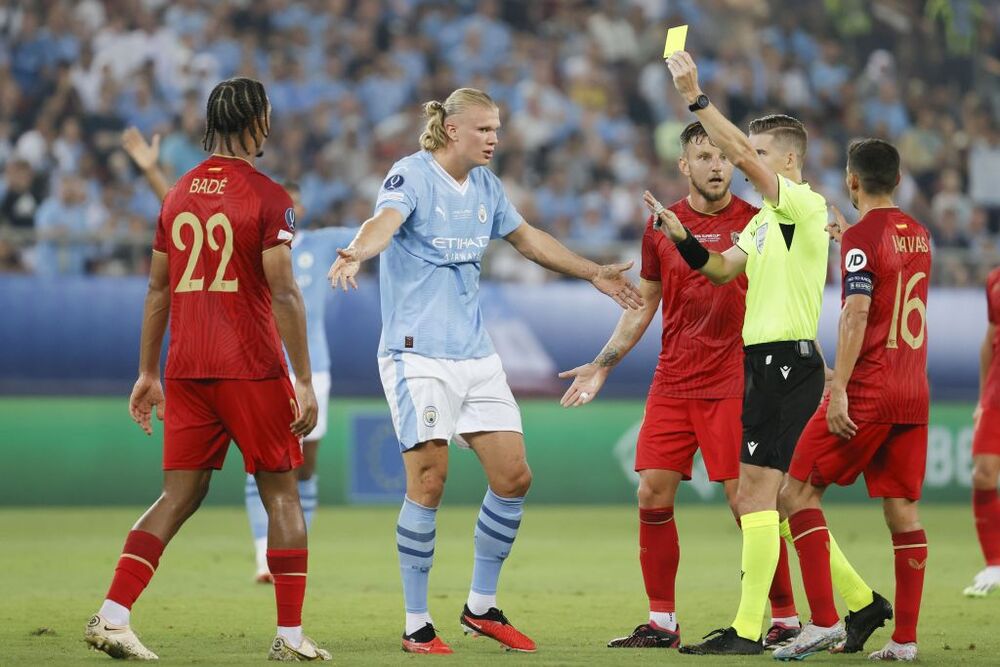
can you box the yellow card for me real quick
[663,24,688,58]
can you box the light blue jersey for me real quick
[289,226,359,372]
[374,150,524,360]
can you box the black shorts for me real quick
[741,340,825,472]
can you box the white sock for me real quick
[984,565,1000,578]
[277,625,303,648]
[649,611,676,631]
[255,537,268,573]
[99,600,130,627]
[466,590,497,615]
[405,612,433,636]
[772,615,801,627]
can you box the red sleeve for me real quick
[260,180,295,250]
[640,216,661,281]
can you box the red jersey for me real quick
[980,269,1000,410]
[152,155,295,380]
[640,196,757,399]
[840,207,931,424]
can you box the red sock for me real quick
[891,530,927,644]
[105,530,165,609]
[769,538,798,619]
[789,509,838,627]
[639,507,678,614]
[268,548,308,627]
[974,489,1000,566]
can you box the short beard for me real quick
[693,180,727,203]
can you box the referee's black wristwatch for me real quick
[688,94,710,112]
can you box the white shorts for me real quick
[378,353,523,452]
[290,371,331,442]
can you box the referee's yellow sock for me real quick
[829,532,874,612]
[732,510,780,641]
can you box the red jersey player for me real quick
[560,122,801,650]
[777,139,931,661]
[965,268,1000,597]
[84,78,331,662]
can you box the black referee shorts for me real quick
[741,340,825,472]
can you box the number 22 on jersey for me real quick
[171,212,238,293]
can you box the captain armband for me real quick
[844,270,874,297]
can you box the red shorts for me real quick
[789,400,927,501]
[635,395,741,482]
[163,377,303,474]
[973,407,1000,456]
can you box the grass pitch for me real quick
[2,504,996,664]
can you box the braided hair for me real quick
[202,77,270,156]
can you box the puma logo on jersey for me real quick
[780,365,791,379]
[747,441,759,455]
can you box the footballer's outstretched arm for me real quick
[504,221,643,309]
[642,191,748,285]
[827,294,871,439]
[559,278,662,407]
[327,207,404,291]
[665,51,779,204]
[263,243,317,437]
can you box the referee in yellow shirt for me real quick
[642,50,883,655]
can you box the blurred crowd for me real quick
[0,0,998,284]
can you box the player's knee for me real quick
[972,462,1000,490]
[883,501,921,534]
[412,467,447,503]
[637,481,671,508]
[493,465,532,498]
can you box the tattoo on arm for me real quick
[595,348,621,368]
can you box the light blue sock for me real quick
[245,474,268,542]
[471,487,524,598]
[298,476,318,530]
[397,496,437,614]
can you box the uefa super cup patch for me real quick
[284,207,295,231]
[383,174,405,190]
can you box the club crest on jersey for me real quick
[422,406,439,427]
[284,207,295,231]
[383,174,405,191]
[755,224,768,254]
[477,203,488,224]
[845,248,868,272]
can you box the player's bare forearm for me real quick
[831,297,870,392]
[271,288,312,382]
[263,244,311,381]
[138,252,170,376]
[143,166,171,202]
[347,208,405,263]
[594,280,661,367]
[505,223,598,280]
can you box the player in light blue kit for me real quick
[328,88,643,654]
[245,182,358,581]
